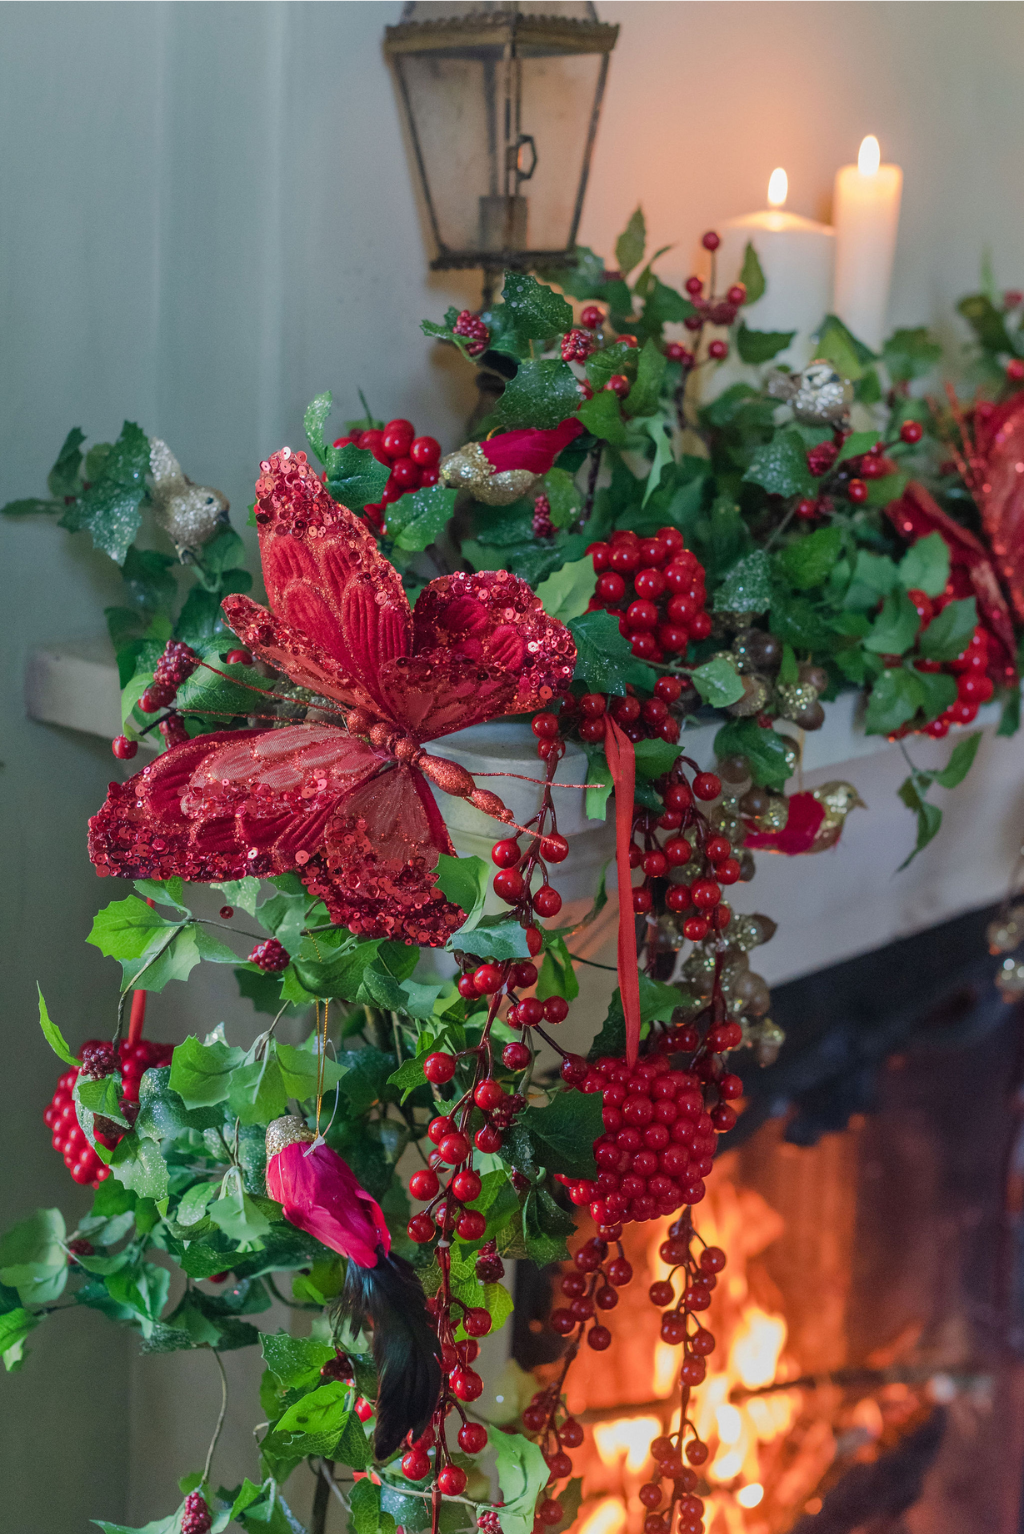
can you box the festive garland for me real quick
[3,210,1024,1534]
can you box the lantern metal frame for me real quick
[384,6,618,277]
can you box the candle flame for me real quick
[767,167,788,208]
[858,135,881,175]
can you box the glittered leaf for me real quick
[500,271,574,352]
[713,549,772,613]
[568,609,655,695]
[262,1331,336,1390]
[60,421,149,564]
[743,428,814,499]
[324,442,390,514]
[47,427,87,498]
[386,484,457,552]
[736,324,795,364]
[303,391,333,466]
[487,360,582,432]
[169,1035,246,1108]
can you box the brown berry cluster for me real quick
[44,1036,174,1186]
[331,418,441,530]
[587,527,713,663]
[637,1222,728,1534]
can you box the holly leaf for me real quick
[47,426,87,498]
[743,428,814,498]
[577,388,627,448]
[883,327,942,384]
[108,1135,170,1202]
[633,738,682,780]
[914,668,958,722]
[493,1431,552,1534]
[274,1379,352,1456]
[169,1035,246,1108]
[536,933,580,1003]
[736,324,795,364]
[208,1177,273,1251]
[568,609,655,695]
[713,718,791,789]
[544,1481,584,1534]
[864,667,925,735]
[500,271,574,353]
[59,421,150,564]
[814,314,876,381]
[777,526,843,591]
[624,339,667,418]
[0,1209,68,1306]
[453,917,531,963]
[522,1187,575,1266]
[386,484,457,552]
[615,207,646,276]
[934,730,983,789]
[918,597,977,662]
[957,293,1015,355]
[262,1331,336,1390]
[521,1091,603,1179]
[487,360,582,432]
[36,986,77,1067]
[864,589,920,656]
[898,533,950,598]
[434,854,489,932]
[88,896,176,961]
[324,442,390,513]
[713,549,772,613]
[690,656,745,708]
[303,391,333,466]
[535,556,597,622]
[739,241,766,304]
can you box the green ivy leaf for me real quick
[739,241,766,304]
[691,657,745,708]
[521,1091,603,1180]
[59,420,150,564]
[896,777,945,869]
[615,207,646,276]
[36,986,77,1067]
[88,896,175,961]
[898,533,950,598]
[169,1035,247,1108]
[303,391,333,466]
[324,442,390,513]
[863,667,925,735]
[493,1431,553,1534]
[487,360,582,432]
[500,271,574,353]
[777,526,843,591]
[0,1209,68,1306]
[713,549,772,613]
[633,738,682,780]
[934,730,983,789]
[736,324,795,364]
[883,327,942,384]
[814,314,876,380]
[568,609,655,695]
[434,854,489,932]
[712,718,791,789]
[577,388,627,447]
[386,484,457,552]
[918,597,977,662]
[742,428,814,499]
[637,276,695,336]
[864,589,920,656]
[108,1136,170,1202]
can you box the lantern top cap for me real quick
[385,2,618,56]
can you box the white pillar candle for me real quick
[698,168,835,390]
[832,136,903,351]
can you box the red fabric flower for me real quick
[88,447,576,944]
[266,1138,389,1268]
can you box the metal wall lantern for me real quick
[384,2,618,279]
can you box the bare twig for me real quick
[202,1351,228,1485]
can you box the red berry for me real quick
[847,478,868,503]
[475,1124,503,1153]
[532,712,560,739]
[410,435,441,467]
[595,571,627,604]
[525,925,543,956]
[409,1169,439,1200]
[402,1449,431,1480]
[606,374,631,400]
[587,1324,611,1351]
[900,419,924,444]
[503,1042,531,1071]
[700,1245,726,1272]
[701,231,721,251]
[249,938,289,972]
[580,304,604,330]
[424,1052,457,1084]
[450,1367,483,1401]
[632,887,653,914]
[111,735,138,760]
[428,1115,455,1144]
[494,868,526,903]
[458,975,480,1000]
[533,885,562,918]
[407,1214,435,1243]
[692,773,721,801]
[1008,358,1024,382]
[683,916,709,941]
[438,1131,471,1164]
[708,339,728,361]
[463,1305,492,1336]
[473,963,503,994]
[727,283,747,305]
[491,838,521,868]
[544,996,569,1024]
[541,833,569,864]
[684,276,703,297]
[474,1079,504,1110]
[459,1421,489,1455]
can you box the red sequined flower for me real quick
[89,447,576,944]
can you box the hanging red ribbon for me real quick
[604,715,641,1068]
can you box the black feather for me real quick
[339,1245,442,1460]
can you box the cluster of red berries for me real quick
[561,329,595,363]
[587,526,712,663]
[319,1352,375,1423]
[248,937,291,972]
[625,769,740,927]
[533,493,554,538]
[181,1490,212,1534]
[796,421,924,521]
[332,417,442,529]
[546,1230,632,1352]
[112,638,208,759]
[45,1036,173,1186]
[636,1224,728,1534]
[903,613,995,739]
[557,1050,737,1228]
[453,311,491,357]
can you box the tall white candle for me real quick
[700,168,835,383]
[832,136,903,351]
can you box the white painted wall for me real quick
[3,3,1024,1527]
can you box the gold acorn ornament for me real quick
[148,438,229,561]
[996,957,1024,1004]
[988,905,1024,955]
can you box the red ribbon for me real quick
[604,716,641,1068]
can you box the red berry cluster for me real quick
[532,493,554,538]
[907,611,995,739]
[248,937,290,972]
[561,329,594,363]
[625,768,740,926]
[545,1231,632,1351]
[587,527,712,662]
[45,1036,173,1186]
[180,1491,212,1534]
[332,418,441,530]
[636,1223,728,1534]
[453,311,491,356]
[140,640,200,715]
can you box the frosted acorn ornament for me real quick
[148,438,229,561]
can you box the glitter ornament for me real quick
[767,360,853,426]
[88,448,576,945]
[440,418,583,506]
[148,439,229,560]
[987,905,1024,954]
